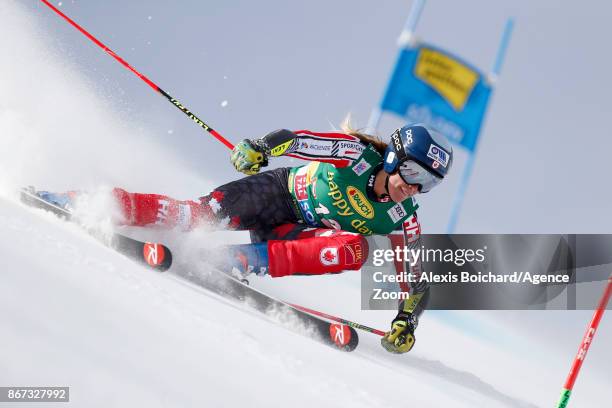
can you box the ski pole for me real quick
[39,0,234,150]
[556,273,611,408]
[288,303,386,336]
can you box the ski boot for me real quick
[22,186,78,212]
[21,186,78,212]
[225,242,270,283]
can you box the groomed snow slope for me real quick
[0,1,608,407]
[0,195,538,408]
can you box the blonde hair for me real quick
[340,114,388,154]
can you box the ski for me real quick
[173,266,359,352]
[20,188,356,350]
[20,188,172,272]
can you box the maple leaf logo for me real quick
[319,247,339,265]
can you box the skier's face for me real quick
[388,173,420,202]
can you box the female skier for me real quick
[35,123,453,354]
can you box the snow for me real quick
[0,1,609,407]
[0,195,535,408]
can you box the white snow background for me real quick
[0,1,609,407]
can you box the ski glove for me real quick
[381,311,418,354]
[231,139,269,175]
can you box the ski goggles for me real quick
[398,160,442,193]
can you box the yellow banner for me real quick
[414,48,479,112]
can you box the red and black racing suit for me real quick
[112,128,429,316]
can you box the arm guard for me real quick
[257,129,367,167]
[388,213,430,318]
